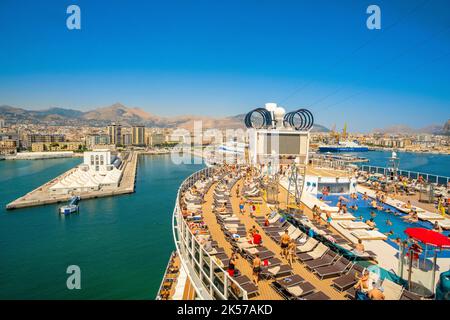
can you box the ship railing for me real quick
[155,251,177,300]
[360,165,450,185]
[172,167,249,300]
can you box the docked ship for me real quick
[158,103,448,301]
[204,141,247,167]
[318,140,369,153]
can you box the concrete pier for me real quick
[6,151,139,210]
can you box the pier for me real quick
[6,151,139,210]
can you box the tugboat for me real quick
[59,196,80,215]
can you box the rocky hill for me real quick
[0,103,330,131]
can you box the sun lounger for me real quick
[286,282,316,298]
[331,264,365,292]
[301,291,330,300]
[417,211,444,221]
[233,275,252,286]
[351,230,387,241]
[304,251,338,271]
[297,243,328,263]
[400,290,422,300]
[329,212,356,220]
[240,282,259,298]
[296,238,318,253]
[261,264,293,279]
[314,256,351,280]
[338,221,371,230]
[277,274,305,288]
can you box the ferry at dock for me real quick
[319,140,369,153]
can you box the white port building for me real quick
[49,150,123,195]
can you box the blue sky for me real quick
[0,0,449,132]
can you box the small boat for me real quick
[59,196,80,215]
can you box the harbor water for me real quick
[0,151,448,299]
[0,155,203,299]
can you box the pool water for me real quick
[318,193,450,257]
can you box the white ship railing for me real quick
[360,165,450,185]
[172,167,249,300]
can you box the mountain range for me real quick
[0,103,330,132]
[372,121,450,136]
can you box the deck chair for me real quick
[314,256,351,280]
[304,251,338,271]
[297,243,329,263]
[296,238,318,254]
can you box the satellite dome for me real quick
[265,103,277,112]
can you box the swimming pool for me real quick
[317,193,450,257]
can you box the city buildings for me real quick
[132,125,145,146]
[107,123,122,146]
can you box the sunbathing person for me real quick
[368,287,385,300]
[354,270,370,292]
[287,239,296,265]
[366,218,377,229]
[252,254,261,286]
[239,198,245,214]
[384,230,394,236]
[249,229,262,245]
[280,230,291,259]
[433,221,443,233]
[402,200,412,210]
[370,200,378,209]
[403,211,418,223]
[341,204,348,214]
[353,239,365,255]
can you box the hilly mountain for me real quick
[0,103,330,132]
[373,121,450,135]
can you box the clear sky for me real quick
[0,0,449,132]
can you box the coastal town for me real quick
[1,107,449,159]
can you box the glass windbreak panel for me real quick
[212,267,225,295]
[201,275,211,293]
[193,241,200,262]
[187,232,193,251]
[202,255,211,276]
[194,262,200,276]
[226,277,243,300]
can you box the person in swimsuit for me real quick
[252,253,261,286]
[354,270,370,292]
[228,253,237,277]
[280,230,291,259]
[239,198,245,214]
[287,239,296,265]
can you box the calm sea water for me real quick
[346,150,450,177]
[0,155,203,299]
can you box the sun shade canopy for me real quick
[405,228,450,248]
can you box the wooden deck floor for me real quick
[201,179,347,300]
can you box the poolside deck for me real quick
[201,179,347,300]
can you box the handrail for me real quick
[360,165,450,185]
[172,167,249,300]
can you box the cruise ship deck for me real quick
[199,174,347,300]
